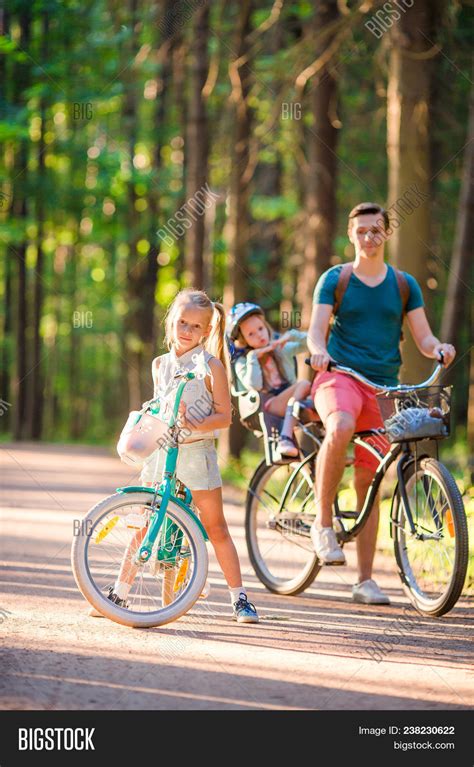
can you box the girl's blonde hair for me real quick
[164,288,231,381]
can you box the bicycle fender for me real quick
[117,485,156,494]
[116,485,209,541]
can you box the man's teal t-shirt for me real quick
[313,264,424,386]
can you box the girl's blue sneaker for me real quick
[232,594,259,624]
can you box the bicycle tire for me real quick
[393,458,468,617]
[245,458,321,595]
[71,492,208,627]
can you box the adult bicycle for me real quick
[245,357,468,617]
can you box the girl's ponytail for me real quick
[206,301,231,383]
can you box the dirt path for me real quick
[1,442,472,711]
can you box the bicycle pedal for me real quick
[277,518,311,537]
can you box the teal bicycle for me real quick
[71,369,209,628]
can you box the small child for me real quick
[226,302,310,457]
[93,289,259,624]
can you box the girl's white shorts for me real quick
[140,438,222,491]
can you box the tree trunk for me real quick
[0,3,11,428]
[29,9,49,439]
[225,0,253,309]
[172,31,188,283]
[468,340,474,485]
[119,0,151,407]
[11,6,31,440]
[440,83,473,346]
[250,160,282,314]
[184,0,209,289]
[249,19,283,318]
[223,0,253,459]
[387,0,435,382]
[298,0,340,330]
[439,82,474,441]
[0,251,12,424]
[142,0,175,394]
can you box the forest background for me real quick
[0,0,472,485]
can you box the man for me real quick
[307,202,455,604]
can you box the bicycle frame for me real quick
[284,358,448,542]
[116,372,209,567]
[276,421,432,544]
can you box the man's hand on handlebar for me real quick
[309,351,332,372]
[433,343,455,367]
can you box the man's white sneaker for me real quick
[310,526,346,565]
[352,579,390,605]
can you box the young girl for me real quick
[227,302,310,457]
[93,289,259,624]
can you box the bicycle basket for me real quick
[376,385,451,444]
[117,399,169,466]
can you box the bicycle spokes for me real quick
[399,473,456,597]
[87,502,198,613]
[247,462,318,591]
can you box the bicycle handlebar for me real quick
[304,354,445,392]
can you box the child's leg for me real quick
[264,381,300,417]
[188,486,258,622]
[191,487,243,591]
[266,380,312,439]
[88,486,149,613]
[112,482,152,598]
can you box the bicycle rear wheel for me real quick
[245,457,321,595]
[71,492,208,627]
[393,458,468,617]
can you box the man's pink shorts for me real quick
[310,370,389,473]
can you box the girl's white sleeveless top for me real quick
[155,344,217,443]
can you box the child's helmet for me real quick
[225,302,264,341]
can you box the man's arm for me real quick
[307,303,333,371]
[406,307,456,366]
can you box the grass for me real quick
[220,447,262,491]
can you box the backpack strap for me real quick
[334,263,410,317]
[393,267,409,342]
[330,263,410,344]
[333,262,353,315]
[393,267,409,317]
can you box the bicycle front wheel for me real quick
[393,458,468,617]
[245,457,320,595]
[71,492,208,628]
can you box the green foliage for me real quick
[251,194,299,221]
[0,0,471,449]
